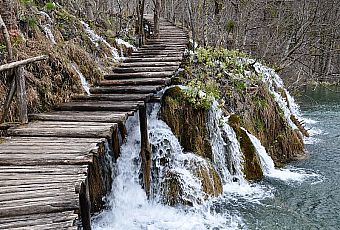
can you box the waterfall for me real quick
[244,128,317,182]
[240,60,302,129]
[92,103,245,229]
[71,63,91,95]
[38,11,56,44]
[81,21,121,60]
[115,38,137,51]
[207,101,245,184]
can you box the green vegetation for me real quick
[44,1,56,11]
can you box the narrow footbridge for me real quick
[0,17,188,229]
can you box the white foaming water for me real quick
[116,38,137,51]
[250,60,302,130]
[92,104,247,230]
[71,63,90,95]
[207,101,245,184]
[38,11,56,44]
[81,21,121,60]
[244,128,318,182]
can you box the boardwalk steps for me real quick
[0,16,188,229]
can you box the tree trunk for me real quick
[154,0,161,39]
[136,0,145,47]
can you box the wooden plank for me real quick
[123,57,182,62]
[97,78,171,86]
[0,165,88,173]
[104,71,173,80]
[0,154,93,164]
[72,93,153,102]
[131,53,182,58]
[0,195,79,218]
[0,177,85,187]
[7,127,113,139]
[90,85,163,94]
[0,187,77,202]
[0,211,77,229]
[3,136,104,144]
[120,62,180,67]
[112,66,177,73]
[56,101,141,111]
[25,121,116,128]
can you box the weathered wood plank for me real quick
[104,71,174,80]
[0,187,77,202]
[7,127,113,139]
[112,66,177,73]
[0,211,77,229]
[56,101,142,111]
[72,93,153,102]
[0,196,79,218]
[97,78,171,86]
[90,85,163,94]
[123,57,182,63]
[120,62,180,67]
[30,111,128,123]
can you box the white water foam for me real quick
[244,128,318,183]
[92,104,247,230]
[207,101,245,184]
[81,21,121,60]
[71,63,90,95]
[38,11,56,44]
[116,38,137,51]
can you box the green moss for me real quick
[161,87,213,160]
[229,115,263,180]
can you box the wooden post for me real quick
[15,66,28,124]
[79,181,92,230]
[139,104,152,197]
[0,76,16,123]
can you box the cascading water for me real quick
[92,81,319,229]
[243,128,318,182]
[71,63,91,95]
[38,11,56,44]
[92,103,247,229]
[81,21,121,61]
[207,101,245,184]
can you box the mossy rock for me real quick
[161,87,212,160]
[229,115,263,180]
[161,157,223,206]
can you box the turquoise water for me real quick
[239,85,340,229]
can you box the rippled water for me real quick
[238,85,340,229]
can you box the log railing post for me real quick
[15,66,28,124]
[0,55,48,124]
[139,104,152,197]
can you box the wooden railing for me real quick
[0,55,48,124]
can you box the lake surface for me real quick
[238,85,340,229]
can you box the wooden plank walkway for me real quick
[0,16,188,229]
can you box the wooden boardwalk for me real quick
[0,17,188,229]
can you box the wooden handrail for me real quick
[0,55,49,124]
[0,55,48,72]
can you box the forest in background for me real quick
[0,0,339,91]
